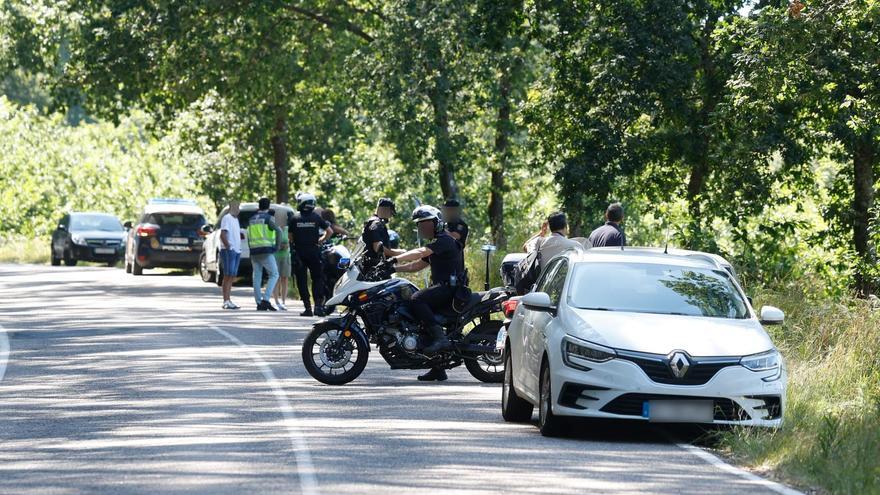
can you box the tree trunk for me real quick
[489,67,512,248]
[429,67,459,201]
[271,113,290,204]
[852,134,876,294]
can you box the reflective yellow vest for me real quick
[247,212,276,255]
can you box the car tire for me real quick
[132,261,144,276]
[125,260,132,273]
[199,251,215,283]
[63,250,77,267]
[107,259,118,268]
[502,347,534,422]
[538,358,567,437]
[51,247,61,266]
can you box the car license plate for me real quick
[165,237,189,245]
[162,245,191,251]
[94,248,115,254]
[644,400,714,423]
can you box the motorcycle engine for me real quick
[381,322,421,353]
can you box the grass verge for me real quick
[719,281,880,493]
[0,236,50,264]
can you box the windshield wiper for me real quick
[579,307,614,311]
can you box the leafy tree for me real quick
[725,0,880,293]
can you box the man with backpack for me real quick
[515,212,585,294]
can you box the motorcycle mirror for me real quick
[338,257,351,270]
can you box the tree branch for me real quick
[285,4,374,42]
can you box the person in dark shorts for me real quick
[220,201,242,310]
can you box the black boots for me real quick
[299,306,313,317]
[418,368,448,381]
[423,325,452,353]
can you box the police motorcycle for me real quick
[301,240,512,385]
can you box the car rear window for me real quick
[569,262,749,319]
[146,213,206,226]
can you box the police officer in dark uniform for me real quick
[390,205,466,382]
[290,193,332,317]
[362,198,404,269]
[442,198,469,248]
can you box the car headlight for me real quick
[562,336,616,370]
[740,349,780,372]
[71,234,87,245]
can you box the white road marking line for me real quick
[0,324,9,383]
[673,441,804,495]
[207,324,320,495]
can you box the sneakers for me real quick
[257,300,277,311]
[222,301,240,310]
[418,368,448,382]
[275,301,288,311]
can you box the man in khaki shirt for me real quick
[523,211,589,270]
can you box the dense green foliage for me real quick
[1,2,879,491]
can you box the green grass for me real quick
[0,236,50,264]
[719,281,880,493]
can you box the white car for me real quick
[200,202,295,285]
[500,248,786,436]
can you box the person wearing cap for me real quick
[247,197,284,311]
[442,198,469,248]
[290,193,333,317]
[362,198,405,270]
[390,205,466,382]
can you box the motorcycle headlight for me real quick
[740,349,781,372]
[71,234,87,245]
[562,336,616,370]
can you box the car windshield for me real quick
[146,213,206,226]
[569,262,749,319]
[70,214,123,232]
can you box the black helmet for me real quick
[443,198,461,208]
[296,192,316,212]
[377,197,396,215]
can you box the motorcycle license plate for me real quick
[644,400,714,423]
[495,327,507,352]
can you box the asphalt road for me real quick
[0,263,796,494]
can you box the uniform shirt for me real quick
[290,211,330,254]
[362,215,390,260]
[445,219,469,247]
[422,231,465,285]
[588,222,626,248]
[220,214,242,253]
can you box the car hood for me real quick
[71,230,126,240]
[564,308,773,357]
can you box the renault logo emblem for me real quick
[668,351,691,378]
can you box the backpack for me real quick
[514,238,544,295]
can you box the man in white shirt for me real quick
[522,211,589,271]
[220,201,242,309]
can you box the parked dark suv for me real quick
[123,199,208,275]
[51,212,127,267]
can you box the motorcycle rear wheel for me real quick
[302,324,369,385]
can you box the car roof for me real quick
[219,203,296,214]
[143,204,206,215]
[69,212,119,218]
[569,247,725,271]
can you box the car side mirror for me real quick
[202,224,214,233]
[123,221,133,229]
[521,291,555,314]
[759,306,785,325]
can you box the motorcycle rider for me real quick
[290,193,333,317]
[362,198,404,269]
[442,198,469,247]
[390,205,466,382]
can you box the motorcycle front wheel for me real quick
[464,321,505,383]
[302,324,369,385]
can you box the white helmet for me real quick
[296,192,316,212]
[412,205,443,234]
